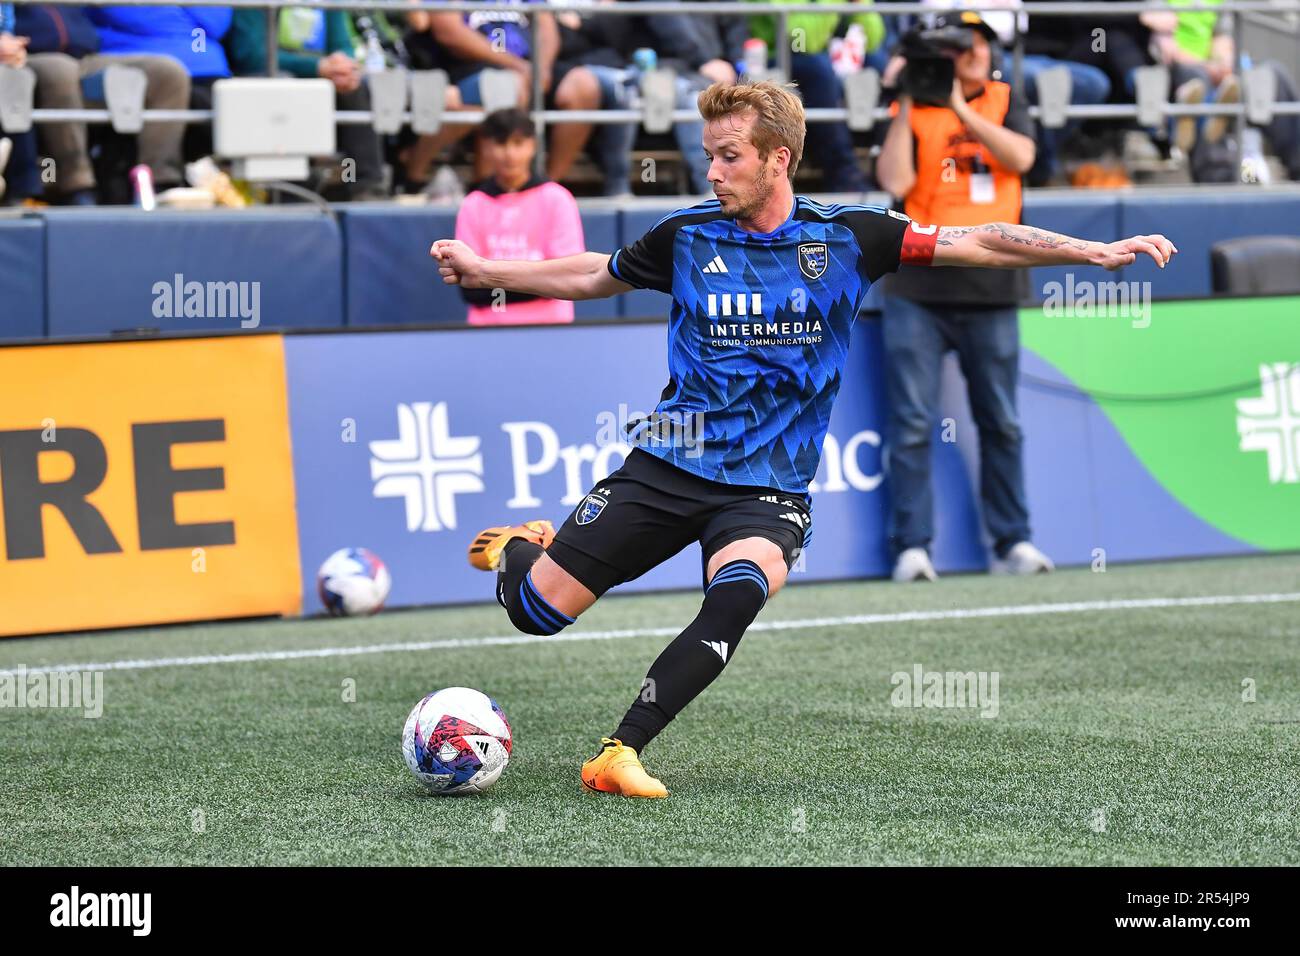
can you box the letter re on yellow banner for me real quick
[0,336,302,636]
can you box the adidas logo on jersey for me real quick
[701,255,728,274]
[701,640,729,662]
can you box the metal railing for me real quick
[6,1,1300,174]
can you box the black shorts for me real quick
[546,449,813,598]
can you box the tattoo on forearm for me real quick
[936,223,1091,252]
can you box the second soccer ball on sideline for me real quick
[316,547,392,616]
[401,688,514,795]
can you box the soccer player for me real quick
[430,81,1175,799]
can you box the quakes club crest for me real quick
[797,242,828,280]
[576,493,608,526]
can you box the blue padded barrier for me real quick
[1118,188,1300,298]
[572,209,619,321]
[341,205,460,326]
[9,187,1300,342]
[43,208,343,337]
[340,204,621,327]
[0,217,46,340]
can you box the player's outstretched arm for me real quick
[430,239,632,300]
[930,223,1177,271]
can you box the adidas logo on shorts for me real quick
[780,512,810,529]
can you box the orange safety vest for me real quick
[898,82,1023,227]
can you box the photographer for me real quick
[877,11,1053,581]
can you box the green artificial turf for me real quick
[2,554,1298,866]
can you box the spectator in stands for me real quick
[453,109,584,325]
[975,1,1112,184]
[0,3,40,204]
[640,0,751,194]
[350,9,414,67]
[405,2,600,186]
[1055,2,1155,105]
[84,6,232,162]
[1157,1,1300,181]
[746,0,873,193]
[16,5,191,204]
[86,5,231,80]
[875,12,1052,581]
[549,2,639,197]
[545,0,748,197]
[226,8,389,200]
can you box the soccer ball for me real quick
[317,547,391,616]
[401,688,513,795]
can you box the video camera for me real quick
[895,25,974,107]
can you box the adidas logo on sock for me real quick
[702,255,728,274]
[701,639,729,662]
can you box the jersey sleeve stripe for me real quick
[799,196,892,218]
[650,199,722,231]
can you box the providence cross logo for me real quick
[1236,362,1300,484]
[370,402,485,532]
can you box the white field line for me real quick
[9,591,1300,677]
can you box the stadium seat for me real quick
[1211,235,1300,295]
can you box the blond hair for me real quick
[697,81,805,181]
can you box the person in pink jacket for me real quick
[455,109,585,325]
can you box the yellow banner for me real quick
[0,336,302,636]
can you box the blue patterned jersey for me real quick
[607,196,919,493]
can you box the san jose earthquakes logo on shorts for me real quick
[797,242,828,280]
[576,493,608,526]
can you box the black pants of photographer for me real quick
[882,297,1032,559]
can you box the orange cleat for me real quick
[581,738,668,798]
[467,519,555,571]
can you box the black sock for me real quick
[612,559,768,753]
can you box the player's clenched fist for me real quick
[430,239,485,287]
